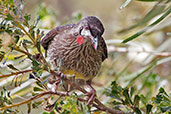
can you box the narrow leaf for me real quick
[33,87,43,92]
[120,0,132,9]
[160,106,171,113]
[135,107,142,114]
[127,62,156,87]
[7,64,20,71]
[5,14,14,21]
[137,0,158,2]
[134,95,140,106]
[122,8,171,43]
[14,55,25,59]
[0,51,5,62]
[118,1,166,33]
[130,86,135,97]
[146,104,153,114]
[123,88,133,105]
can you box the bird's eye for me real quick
[85,27,89,30]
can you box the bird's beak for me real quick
[91,37,98,50]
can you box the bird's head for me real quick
[74,16,104,50]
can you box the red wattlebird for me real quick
[41,16,108,105]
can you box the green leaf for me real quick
[30,29,35,39]
[146,104,153,114]
[7,91,11,98]
[110,93,122,100]
[109,81,123,100]
[112,100,122,105]
[140,94,147,105]
[122,8,171,43]
[111,81,122,93]
[118,1,166,33]
[153,94,163,104]
[134,95,140,106]
[159,87,170,98]
[24,14,31,22]
[36,41,41,52]
[123,88,133,105]
[127,61,156,87]
[14,35,20,43]
[159,87,165,93]
[0,51,5,62]
[7,64,20,71]
[160,106,171,113]
[36,82,44,88]
[31,59,41,71]
[8,0,14,4]
[23,39,32,44]
[55,102,60,112]
[50,111,55,114]
[135,107,142,114]
[32,101,43,108]
[130,86,135,97]
[37,28,40,35]
[5,14,14,21]
[33,87,43,92]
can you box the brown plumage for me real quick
[41,16,107,81]
[41,16,107,104]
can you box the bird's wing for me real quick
[41,24,75,50]
[99,37,108,61]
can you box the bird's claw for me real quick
[85,89,96,105]
[58,72,67,79]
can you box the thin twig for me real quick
[0,91,68,110]
[14,20,35,44]
[13,47,31,56]
[108,46,171,57]
[0,69,32,79]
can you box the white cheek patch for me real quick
[81,29,92,36]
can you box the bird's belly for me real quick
[62,69,92,80]
[60,57,101,81]
[48,39,102,80]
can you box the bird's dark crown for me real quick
[77,16,104,38]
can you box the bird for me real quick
[41,16,108,105]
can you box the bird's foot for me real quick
[84,80,97,105]
[85,88,96,105]
[77,91,96,105]
[57,72,66,84]
[58,72,67,79]
[47,78,60,92]
[54,79,60,91]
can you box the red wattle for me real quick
[76,36,84,45]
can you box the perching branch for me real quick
[0,69,124,113]
[0,69,32,79]
[50,70,125,114]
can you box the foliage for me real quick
[0,0,171,114]
[121,0,171,43]
[105,81,171,114]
